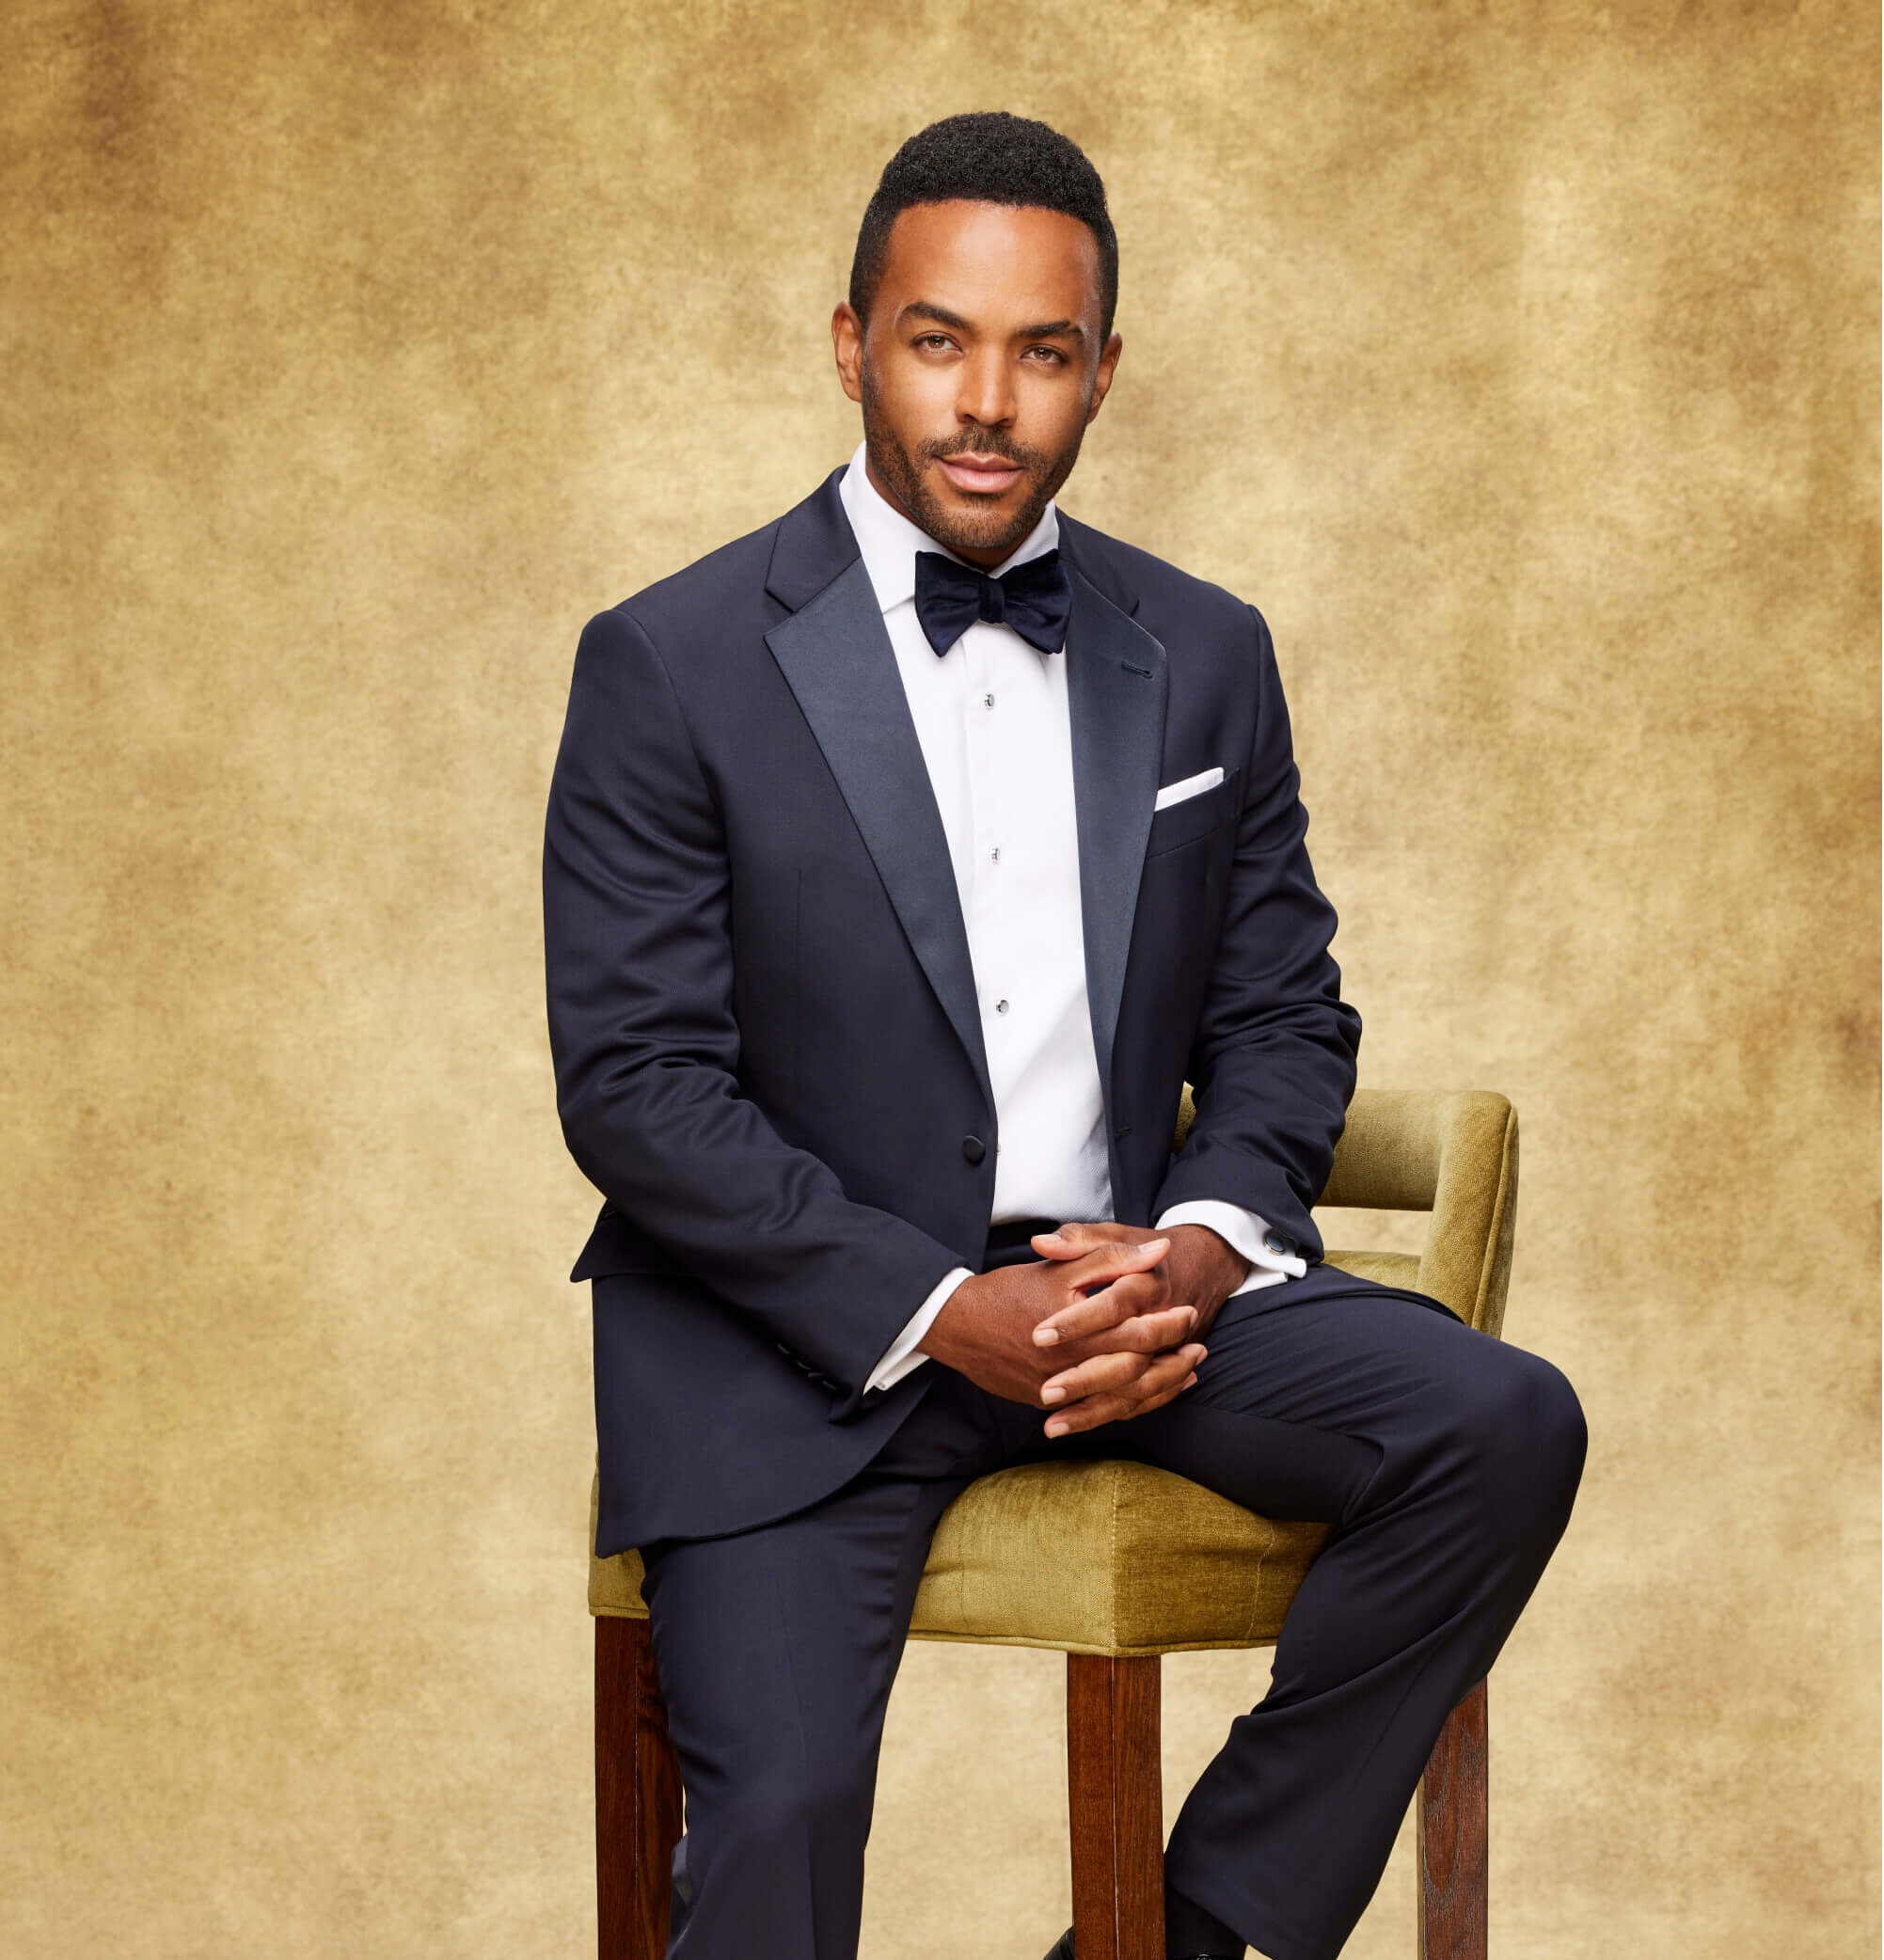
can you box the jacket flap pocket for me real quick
[570,1209,686,1283]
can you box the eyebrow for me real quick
[901,300,1087,343]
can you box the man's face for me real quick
[832,200,1122,567]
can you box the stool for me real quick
[588,1086,1518,1959]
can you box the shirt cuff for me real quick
[1154,1200,1307,1296]
[864,1265,974,1393]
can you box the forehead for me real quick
[876,199,1101,327]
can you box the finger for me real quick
[1055,1304,1197,1360]
[1032,1273,1167,1349]
[1033,1273,1174,1348]
[1045,1394,1132,1437]
[1137,1357,1205,1415]
[1029,1221,1129,1259]
[1060,1235,1169,1292]
[1064,1344,1202,1422]
[1042,1349,1199,1436]
[1040,1349,1150,1408]
[1120,1343,1207,1405]
[1042,1341,1206,1408]
[1033,1246,1171,1346]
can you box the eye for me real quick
[915,333,955,352]
[1024,345,1069,365]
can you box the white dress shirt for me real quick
[836,445,1307,1395]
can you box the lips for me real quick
[937,454,1023,496]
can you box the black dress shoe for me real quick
[1042,1929,1242,1960]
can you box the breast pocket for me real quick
[1145,766,1240,860]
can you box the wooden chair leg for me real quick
[596,1614,683,1960]
[1417,1673,1488,1960]
[1067,1652,1164,1960]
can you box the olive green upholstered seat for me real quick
[587,1088,1519,1656]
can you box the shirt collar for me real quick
[837,439,1060,617]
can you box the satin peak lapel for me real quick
[764,559,992,1103]
[1066,566,1167,1100]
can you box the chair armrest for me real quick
[1173,1085,1519,1337]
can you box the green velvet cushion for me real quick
[586,1088,1517,1658]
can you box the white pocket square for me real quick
[1153,766,1225,811]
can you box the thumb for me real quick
[1031,1221,1099,1258]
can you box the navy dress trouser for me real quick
[632,1254,1588,1960]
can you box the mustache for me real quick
[917,427,1050,471]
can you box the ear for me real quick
[831,301,865,405]
[1085,330,1123,424]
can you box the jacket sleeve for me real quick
[1149,603,1363,1258]
[542,606,968,1417]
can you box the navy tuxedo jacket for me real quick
[544,467,1363,1551]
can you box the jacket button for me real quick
[1262,1228,1290,1255]
[961,1135,987,1165]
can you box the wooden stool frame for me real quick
[595,1613,1487,1960]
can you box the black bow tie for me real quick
[913,547,1072,657]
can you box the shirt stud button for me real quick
[995,999,1009,1014]
[989,846,1001,863]
[983,692,995,708]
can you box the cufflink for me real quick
[1262,1228,1290,1255]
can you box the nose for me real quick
[955,345,1016,432]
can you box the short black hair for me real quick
[848,111,1118,340]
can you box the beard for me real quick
[859,360,1089,561]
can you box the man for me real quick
[543,111,1585,1960]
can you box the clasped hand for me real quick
[916,1221,1248,1438]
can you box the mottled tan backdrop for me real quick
[4,2,1877,1955]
